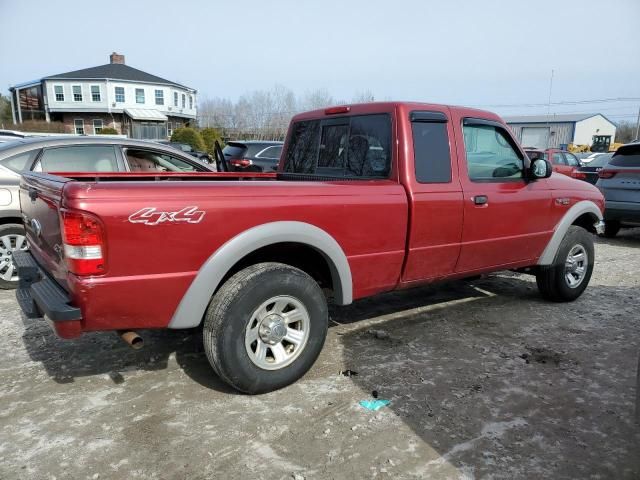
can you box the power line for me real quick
[470,97,640,108]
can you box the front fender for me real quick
[537,200,603,265]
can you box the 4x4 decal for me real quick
[128,207,205,226]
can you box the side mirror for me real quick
[529,158,552,179]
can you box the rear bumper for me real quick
[13,251,83,339]
[604,201,640,223]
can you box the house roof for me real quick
[504,113,609,124]
[43,63,192,90]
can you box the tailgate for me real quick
[19,173,70,288]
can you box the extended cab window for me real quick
[411,114,451,183]
[283,114,391,178]
[463,122,524,181]
[38,146,118,172]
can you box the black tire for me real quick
[536,226,594,302]
[203,262,328,394]
[602,221,621,238]
[0,224,27,290]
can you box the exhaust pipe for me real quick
[118,330,144,350]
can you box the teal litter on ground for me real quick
[359,399,391,411]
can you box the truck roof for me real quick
[291,101,502,123]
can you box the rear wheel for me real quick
[536,226,594,302]
[203,262,328,394]
[0,224,28,290]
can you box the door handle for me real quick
[473,195,488,205]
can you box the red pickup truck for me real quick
[15,102,605,394]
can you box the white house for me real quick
[9,53,197,140]
[505,113,617,150]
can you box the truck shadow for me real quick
[337,274,640,478]
[18,315,236,393]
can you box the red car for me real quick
[524,148,582,177]
[15,102,605,393]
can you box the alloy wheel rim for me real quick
[0,234,28,282]
[245,295,310,371]
[564,244,588,289]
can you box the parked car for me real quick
[577,152,606,165]
[571,153,613,184]
[223,140,283,172]
[0,137,214,289]
[523,148,581,177]
[596,142,640,237]
[157,141,213,165]
[14,102,604,394]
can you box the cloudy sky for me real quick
[1,0,638,120]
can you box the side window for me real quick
[283,114,391,178]
[564,152,580,167]
[412,120,451,183]
[38,146,118,172]
[0,149,40,172]
[256,146,283,160]
[463,122,524,181]
[552,152,565,165]
[126,149,199,172]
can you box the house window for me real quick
[72,85,82,102]
[182,94,186,108]
[54,85,64,102]
[189,95,193,109]
[74,119,85,135]
[136,88,145,104]
[91,85,101,102]
[155,89,164,106]
[173,92,178,107]
[115,87,125,103]
[167,121,173,137]
[93,119,103,134]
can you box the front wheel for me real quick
[536,226,594,302]
[0,224,28,290]
[203,262,328,394]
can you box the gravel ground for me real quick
[1,230,639,480]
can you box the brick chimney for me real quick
[109,52,125,65]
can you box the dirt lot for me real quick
[1,230,639,480]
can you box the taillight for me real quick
[325,106,350,115]
[61,210,106,275]
[598,170,617,179]
[571,171,587,180]
[230,158,252,168]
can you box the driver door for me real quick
[453,118,552,272]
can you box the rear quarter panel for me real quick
[63,179,408,331]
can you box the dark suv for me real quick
[222,141,283,172]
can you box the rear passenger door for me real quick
[402,110,464,282]
[454,118,552,272]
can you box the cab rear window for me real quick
[283,114,391,178]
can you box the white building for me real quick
[9,53,197,140]
[505,113,617,150]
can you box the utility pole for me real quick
[545,69,554,148]
[635,105,640,141]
